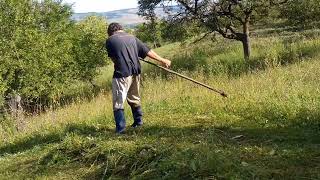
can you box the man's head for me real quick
[108,22,123,36]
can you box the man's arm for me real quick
[147,50,171,68]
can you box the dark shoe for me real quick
[131,122,143,128]
[114,109,126,133]
[115,129,126,134]
[131,106,143,127]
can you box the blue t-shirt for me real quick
[106,32,150,78]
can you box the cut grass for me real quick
[0,32,320,179]
[0,58,319,179]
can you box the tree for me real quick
[135,21,163,47]
[72,16,108,82]
[138,7,163,48]
[138,0,288,60]
[279,0,320,29]
[160,19,205,42]
[0,0,108,112]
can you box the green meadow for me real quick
[0,30,319,179]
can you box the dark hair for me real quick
[108,22,123,36]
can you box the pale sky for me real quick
[63,0,138,13]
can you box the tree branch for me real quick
[195,0,199,14]
[177,0,196,15]
[192,31,214,44]
[226,24,236,34]
[270,0,289,5]
[218,2,244,24]
[216,27,240,40]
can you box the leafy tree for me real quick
[280,0,320,29]
[135,22,162,47]
[72,16,108,82]
[135,19,202,45]
[138,0,288,60]
[160,19,204,42]
[0,0,108,111]
[137,7,163,48]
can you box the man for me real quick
[105,22,171,134]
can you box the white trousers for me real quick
[112,75,141,110]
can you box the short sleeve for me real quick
[135,37,150,59]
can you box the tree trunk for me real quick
[242,35,250,61]
[8,94,25,131]
[242,17,251,61]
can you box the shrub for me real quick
[0,0,108,111]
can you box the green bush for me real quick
[280,0,320,29]
[0,0,108,111]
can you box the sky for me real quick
[63,0,138,13]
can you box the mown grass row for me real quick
[0,32,319,179]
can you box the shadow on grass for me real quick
[0,123,115,156]
[86,121,319,179]
[0,114,319,179]
[1,115,319,156]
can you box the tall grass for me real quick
[0,30,319,179]
[171,34,320,77]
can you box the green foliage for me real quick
[72,16,108,82]
[0,31,320,179]
[135,19,203,46]
[135,22,163,48]
[0,0,108,110]
[160,20,204,43]
[280,0,320,28]
[138,0,291,60]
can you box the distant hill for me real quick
[72,7,175,28]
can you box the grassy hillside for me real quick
[0,32,319,179]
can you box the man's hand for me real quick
[147,50,171,68]
[161,59,171,68]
